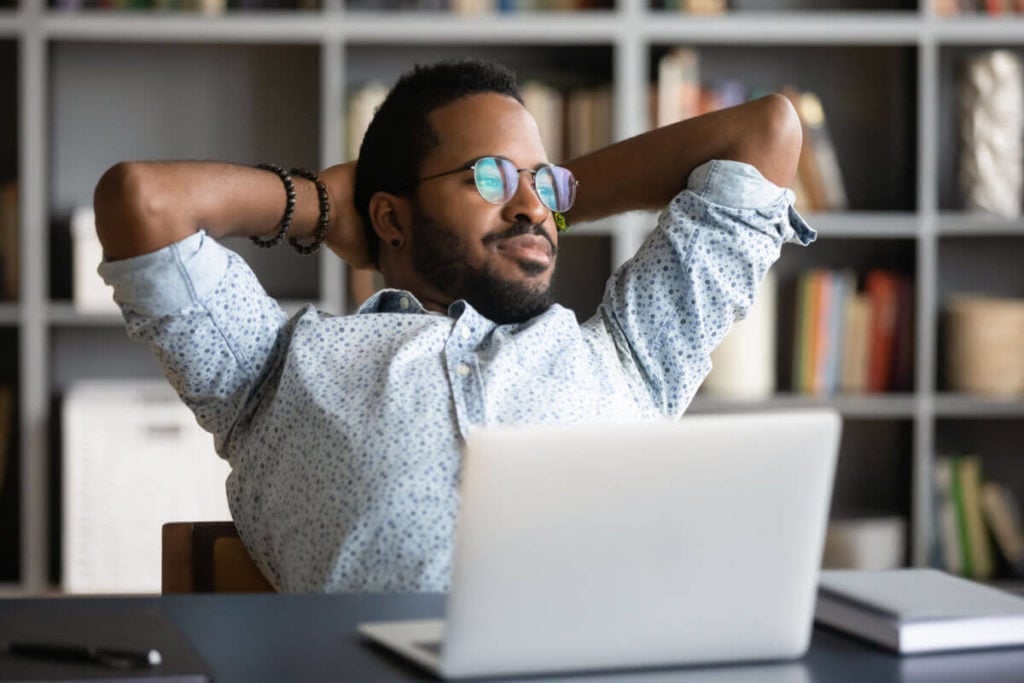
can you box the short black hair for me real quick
[354,58,523,267]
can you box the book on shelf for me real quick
[790,268,911,395]
[784,87,847,214]
[982,482,1024,576]
[653,48,747,129]
[521,81,565,164]
[345,82,389,160]
[655,48,700,128]
[931,455,1024,581]
[815,568,1024,654]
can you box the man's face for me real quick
[402,93,559,324]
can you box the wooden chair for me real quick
[162,521,275,593]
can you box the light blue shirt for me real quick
[99,159,815,592]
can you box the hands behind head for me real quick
[320,161,375,270]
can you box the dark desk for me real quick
[3,594,1024,683]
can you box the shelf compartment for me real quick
[935,236,1024,395]
[771,237,917,395]
[937,45,1024,212]
[48,41,322,303]
[934,417,1024,580]
[831,417,914,567]
[649,44,917,212]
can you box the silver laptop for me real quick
[359,410,842,679]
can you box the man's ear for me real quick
[368,192,410,248]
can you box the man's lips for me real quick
[496,233,554,267]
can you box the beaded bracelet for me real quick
[251,163,295,248]
[288,167,331,255]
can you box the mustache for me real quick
[483,220,558,256]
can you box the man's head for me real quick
[355,59,562,324]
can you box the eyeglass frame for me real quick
[403,155,579,213]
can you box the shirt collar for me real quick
[356,288,431,315]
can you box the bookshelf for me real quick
[0,0,1022,594]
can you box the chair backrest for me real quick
[162,521,275,593]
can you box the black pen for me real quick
[6,641,162,669]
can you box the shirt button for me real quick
[460,328,471,340]
[399,297,410,310]
[456,364,471,376]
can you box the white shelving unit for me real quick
[1,0,1023,594]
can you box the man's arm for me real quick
[564,94,802,225]
[94,160,368,265]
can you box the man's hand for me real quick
[320,161,373,270]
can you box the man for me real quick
[95,59,814,593]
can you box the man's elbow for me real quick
[729,94,803,189]
[94,161,164,256]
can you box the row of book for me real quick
[791,269,914,396]
[654,47,848,213]
[347,81,613,164]
[650,0,725,11]
[935,0,1024,14]
[934,455,1024,581]
[51,0,318,10]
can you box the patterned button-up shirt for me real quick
[99,159,815,592]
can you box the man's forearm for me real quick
[564,94,802,225]
[94,161,326,262]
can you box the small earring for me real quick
[390,238,402,248]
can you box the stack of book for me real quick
[791,268,913,396]
[934,455,1024,581]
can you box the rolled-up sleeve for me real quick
[595,159,816,418]
[98,231,289,454]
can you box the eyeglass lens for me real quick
[473,157,576,213]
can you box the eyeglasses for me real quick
[416,156,578,213]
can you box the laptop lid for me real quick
[436,410,841,678]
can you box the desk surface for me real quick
[3,593,1024,683]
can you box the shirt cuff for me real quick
[686,159,817,246]
[97,230,230,318]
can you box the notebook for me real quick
[816,568,1024,654]
[360,410,842,679]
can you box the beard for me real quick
[409,204,556,325]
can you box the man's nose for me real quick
[502,173,550,227]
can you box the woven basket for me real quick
[947,295,1024,397]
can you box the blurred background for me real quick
[1,0,1023,596]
